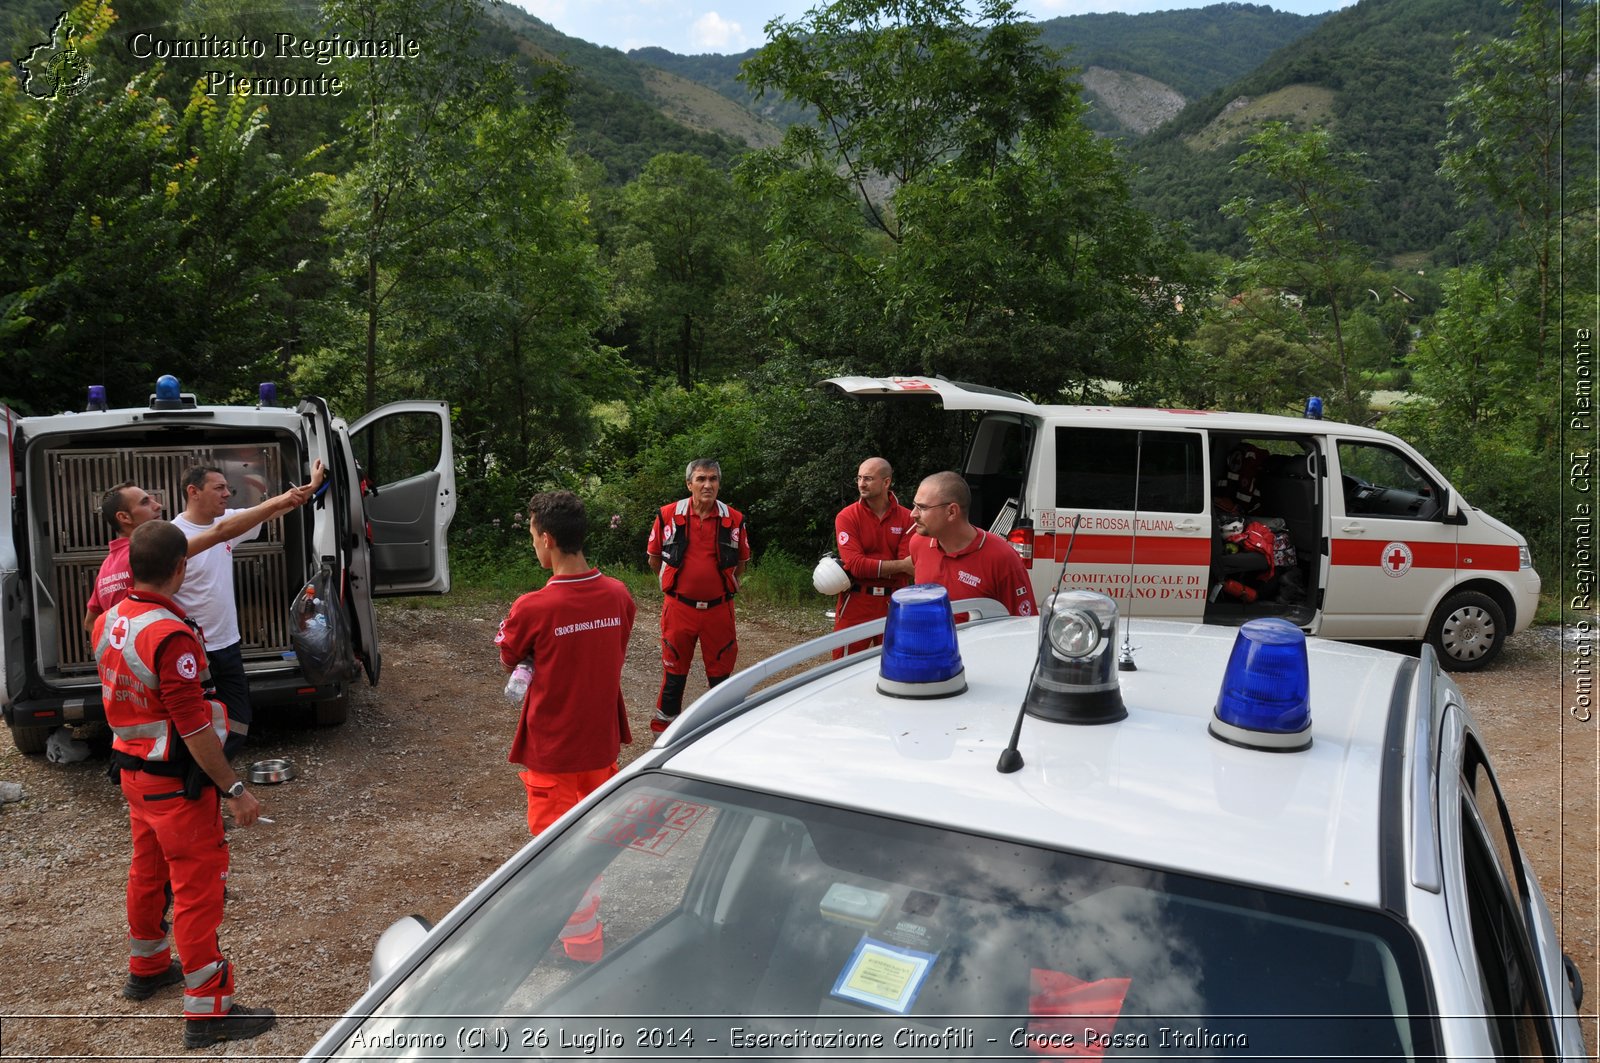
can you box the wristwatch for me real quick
[225,781,246,799]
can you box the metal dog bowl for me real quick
[248,758,297,784]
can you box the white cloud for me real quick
[519,0,568,23]
[690,10,746,50]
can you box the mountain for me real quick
[1123,0,1520,259]
[629,4,1327,141]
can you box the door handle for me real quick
[1175,520,1202,532]
[1340,523,1366,534]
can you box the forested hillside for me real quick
[2,0,1592,593]
[1127,0,1520,256]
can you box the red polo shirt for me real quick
[90,537,134,615]
[909,529,1037,617]
[496,570,636,773]
[835,495,913,589]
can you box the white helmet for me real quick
[812,555,852,595]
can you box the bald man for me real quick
[830,457,914,657]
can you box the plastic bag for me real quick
[289,565,360,686]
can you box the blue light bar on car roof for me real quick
[1210,618,1312,752]
[877,584,967,699]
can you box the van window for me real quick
[353,412,442,490]
[1336,441,1442,520]
[1056,429,1203,513]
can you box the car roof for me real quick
[661,617,1415,908]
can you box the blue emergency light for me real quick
[1209,618,1312,752]
[85,385,107,412]
[259,382,278,406]
[1303,396,1324,420]
[156,375,181,401]
[877,584,967,698]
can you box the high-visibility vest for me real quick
[95,596,227,764]
[654,499,746,596]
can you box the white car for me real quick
[304,586,1586,1062]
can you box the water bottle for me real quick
[504,660,534,703]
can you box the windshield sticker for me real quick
[1024,967,1132,1060]
[587,794,708,857]
[829,937,937,1014]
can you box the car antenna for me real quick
[1118,432,1143,671]
[997,514,1079,774]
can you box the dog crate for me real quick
[44,443,298,676]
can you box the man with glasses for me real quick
[830,457,914,657]
[898,471,1036,618]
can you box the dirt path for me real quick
[0,604,1592,1059]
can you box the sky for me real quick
[509,0,1350,57]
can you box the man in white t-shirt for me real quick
[173,464,324,756]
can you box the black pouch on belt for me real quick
[182,759,211,800]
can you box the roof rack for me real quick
[657,598,1012,750]
[1408,644,1446,893]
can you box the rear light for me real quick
[1008,517,1035,568]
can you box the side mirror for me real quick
[1443,489,1459,520]
[369,914,433,988]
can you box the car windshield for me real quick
[326,774,1437,1060]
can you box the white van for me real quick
[1,377,457,753]
[826,376,1541,670]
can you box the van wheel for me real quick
[9,723,50,755]
[313,694,349,727]
[1427,591,1505,672]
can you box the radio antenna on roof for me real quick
[1119,432,1143,671]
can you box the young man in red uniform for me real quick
[94,520,275,1049]
[646,459,750,732]
[897,471,1037,619]
[495,490,636,835]
[832,456,914,657]
[495,490,635,962]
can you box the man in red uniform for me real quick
[898,471,1037,618]
[832,456,914,657]
[646,459,751,732]
[495,490,636,836]
[94,521,275,1049]
[495,491,635,963]
[83,468,323,633]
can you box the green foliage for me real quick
[1222,122,1373,417]
[0,1,329,415]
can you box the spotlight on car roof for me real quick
[1022,590,1127,725]
[877,584,967,699]
[1210,618,1313,753]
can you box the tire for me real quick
[9,723,51,755]
[1427,591,1506,672]
[313,693,349,727]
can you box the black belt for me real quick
[850,584,890,597]
[666,591,734,610]
[111,749,187,778]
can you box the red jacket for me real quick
[648,499,750,601]
[835,495,913,592]
[94,591,227,764]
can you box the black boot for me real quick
[183,1004,276,1048]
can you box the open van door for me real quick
[302,397,383,686]
[1,403,26,710]
[349,401,456,596]
[823,376,1041,418]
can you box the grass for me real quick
[410,544,820,613]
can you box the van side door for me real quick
[349,401,457,596]
[301,398,383,685]
[1047,426,1211,618]
[1319,438,1459,638]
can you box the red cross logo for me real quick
[108,615,130,650]
[1381,541,1413,578]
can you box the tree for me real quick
[736,0,1193,400]
[0,0,328,415]
[1222,122,1374,417]
[612,154,751,389]
[317,0,533,412]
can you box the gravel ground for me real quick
[0,604,1593,1060]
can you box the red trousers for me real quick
[121,769,233,1018]
[518,766,616,962]
[832,588,894,659]
[659,597,737,683]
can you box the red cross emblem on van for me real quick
[1381,541,1414,578]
